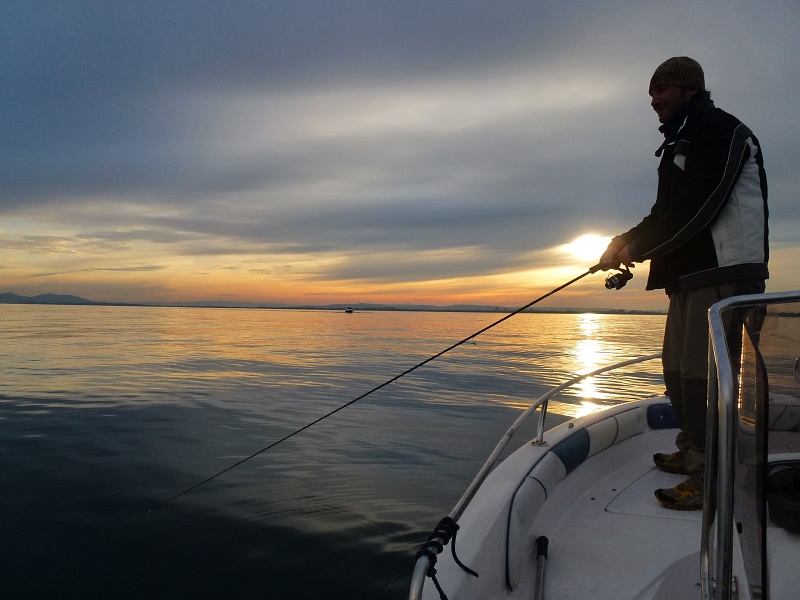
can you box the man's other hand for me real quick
[598,245,620,270]
[618,245,635,268]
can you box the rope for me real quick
[430,517,478,578]
[416,543,446,599]
[413,516,479,599]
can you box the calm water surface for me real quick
[0,305,665,598]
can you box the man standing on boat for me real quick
[598,57,769,510]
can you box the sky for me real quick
[2,1,799,311]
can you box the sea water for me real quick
[0,304,665,599]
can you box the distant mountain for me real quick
[0,294,505,312]
[0,292,99,305]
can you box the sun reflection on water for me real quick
[575,314,609,399]
[547,315,612,418]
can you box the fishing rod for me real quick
[152,262,616,510]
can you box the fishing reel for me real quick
[604,266,633,290]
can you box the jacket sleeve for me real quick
[609,205,662,256]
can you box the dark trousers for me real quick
[662,281,765,483]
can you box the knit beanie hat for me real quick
[649,57,705,94]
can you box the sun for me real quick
[563,234,611,263]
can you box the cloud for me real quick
[2,0,799,305]
[31,265,165,278]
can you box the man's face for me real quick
[650,86,696,123]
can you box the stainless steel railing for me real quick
[702,290,800,600]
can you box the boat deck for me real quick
[525,428,701,599]
[518,426,800,600]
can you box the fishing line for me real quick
[151,263,604,510]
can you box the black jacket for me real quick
[612,93,769,294]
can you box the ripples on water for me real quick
[0,305,665,598]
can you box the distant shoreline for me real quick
[0,291,666,315]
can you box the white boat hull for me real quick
[423,397,706,599]
[421,395,800,599]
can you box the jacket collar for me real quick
[655,92,713,157]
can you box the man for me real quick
[599,57,769,510]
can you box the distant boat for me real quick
[344,307,354,313]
